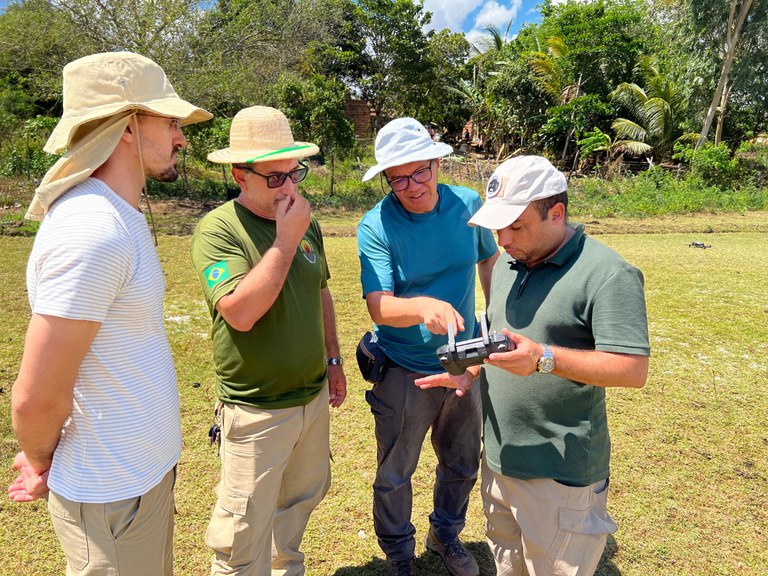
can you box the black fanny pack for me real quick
[356,331,388,384]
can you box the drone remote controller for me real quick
[436,313,513,375]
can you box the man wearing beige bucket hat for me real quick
[191,105,347,576]
[8,51,211,575]
[357,117,499,576]
[417,156,650,576]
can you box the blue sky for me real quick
[423,0,544,44]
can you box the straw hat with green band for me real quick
[207,106,319,165]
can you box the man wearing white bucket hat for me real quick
[191,106,347,576]
[357,118,499,576]
[8,51,211,575]
[417,156,650,576]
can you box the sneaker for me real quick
[425,529,479,576]
[388,557,415,576]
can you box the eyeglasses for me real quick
[385,163,433,192]
[136,113,182,133]
[236,161,309,188]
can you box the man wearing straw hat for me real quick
[8,51,211,575]
[191,105,347,576]
[416,156,650,576]
[357,118,499,576]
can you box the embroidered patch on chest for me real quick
[299,238,317,264]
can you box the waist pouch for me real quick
[356,331,388,384]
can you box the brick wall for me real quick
[345,99,374,139]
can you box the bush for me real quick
[0,115,59,178]
[568,167,768,217]
[0,144,56,178]
[673,141,736,189]
[734,139,768,187]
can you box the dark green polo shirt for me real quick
[482,225,650,485]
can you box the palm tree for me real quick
[524,35,584,162]
[609,59,688,161]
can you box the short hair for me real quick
[531,191,568,221]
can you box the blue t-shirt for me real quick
[357,183,498,373]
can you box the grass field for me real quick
[1,215,767,575]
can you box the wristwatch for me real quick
[326,357,344,366]
[536,344,555,373]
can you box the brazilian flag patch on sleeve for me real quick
[204,260,230,288]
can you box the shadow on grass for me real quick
[332,536,621,575]
[596,534,621,576]
[332,540,494,575]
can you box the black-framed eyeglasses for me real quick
[384,162,433,192]
[236,161,309,188]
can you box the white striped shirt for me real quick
[27,178,181,503]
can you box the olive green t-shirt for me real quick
[482,225,650,485]
[191,201,329,409]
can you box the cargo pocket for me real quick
[204,485,250,565]
[48,491,89,571]
[548,481,617,576]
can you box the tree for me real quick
[356,0,433,127]
[0,0,88,112]
[692,0,763,147]
[537,0,654,99]
[420,29,473,136]
[609,60,689,160]
[653,0,768,147]
[188,0,366,116]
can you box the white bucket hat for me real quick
[26,51,212,221]
[362,117,453,182]
[207,106,319,164]
[468,156,567,230]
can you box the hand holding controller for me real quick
[436,313,514,375]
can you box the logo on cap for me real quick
[486,175,503,198]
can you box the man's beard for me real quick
[150,165,179,182]
[147,145,182,182]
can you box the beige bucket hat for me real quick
[26,51,212,221]
[207,106,319,164]
[46,51,212,154]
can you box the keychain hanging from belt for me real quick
[208,400,222,450]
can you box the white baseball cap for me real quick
[468,156,567,230]
[362,117,453,182]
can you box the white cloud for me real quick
[423,0,484,32]
[463,0,523,50]
[472,0,523,32]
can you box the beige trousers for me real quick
[481,457,617,576]
[206,387,331,576]
[47,466,175,576]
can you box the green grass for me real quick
[1,219,767,575]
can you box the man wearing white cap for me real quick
[8,52,212,575]
[357,118,499,576]
[417,156,650,576]
[191,106,347,576]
